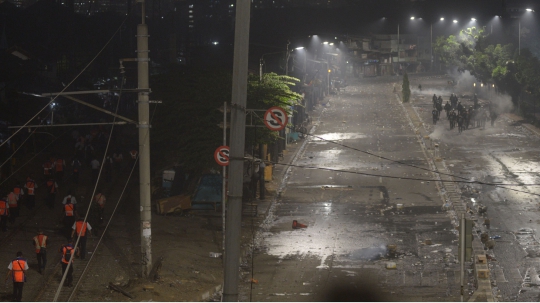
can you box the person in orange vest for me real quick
[59,241,76,287]
[32,231,49,274]
[62,197,77,241]
[7,190,19,225]
[71,216,92,260]
[24,176,37,210]
[0,196,9,232]
[94,190,106,224]
[4,251,28,302]
[44,178,58,209]
[54,157,66,182]
[42,159,53,181]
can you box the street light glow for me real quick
[440,17,445,21]
[323,41,329,44]
[453,19,458,23]
[329,43,334,45]
[471,18,476,21]
[526,8,534,12]
[295,47,304,50]
[410,16,415,20]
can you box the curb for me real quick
[398,93,494,302]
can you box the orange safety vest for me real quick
[33,234,48,253]
[0,200,8,216]
[55,159,64,172]
[43,161,52,175]
[10,259,27,282]
[61,245,74,264]
[7,192,17,207]
[75,220,88,237]
[65,203,74,216]
[26,180,35,195]
[46,180,57,194]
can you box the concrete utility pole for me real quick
[137,0,152,278]
[460,213,465,302]
[223,0,251,301]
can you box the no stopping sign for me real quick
[214,146,230,166]
[263,106,288,131]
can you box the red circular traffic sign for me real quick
[263,106,288,131]
[214,146,230,166]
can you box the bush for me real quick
[402,72,411,103]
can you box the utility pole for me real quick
[460,213,465,302]
[223,0,251,301]
[285,46,288,76]
[137,0,152,278]
[430,23,433,72]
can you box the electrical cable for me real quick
[66,94,159,302]
[50,12,132,301]
[251,112,540,193]
[267,161,540,197]
[0,12,130,150]
[0,129,70,188]
[55,71,127,301]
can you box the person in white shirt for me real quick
[62,193,77,205]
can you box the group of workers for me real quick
[0,126,123,301]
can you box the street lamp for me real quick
[519,9,535,55]
[453,19,458,23]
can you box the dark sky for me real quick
[250,0,511,46]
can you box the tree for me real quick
[150,66,302,173]
[246,73,302,146]
[402,72,411,103]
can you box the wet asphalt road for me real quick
[239,76,463,302]
[409,75,540,302]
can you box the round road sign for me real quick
[214,145,230,166]
[263,106,288,131]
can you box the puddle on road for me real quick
[311,133,368,141]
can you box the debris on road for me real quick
[386,262,397,269]
[108,282,134,299]
[292,220,308,229]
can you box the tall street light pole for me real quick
[430,23,433,71]
[137,0,152,278]
[223,0,251,301]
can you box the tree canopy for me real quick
[434,26,540,109]
[150,66,301,172]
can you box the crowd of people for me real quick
[431,93,499,133]
[0,125,139,301]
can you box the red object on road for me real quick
[292,220,307,229]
